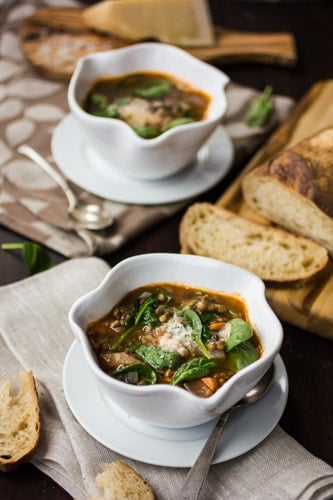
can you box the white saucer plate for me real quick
[63,341,288,468]
[51,114,234,205]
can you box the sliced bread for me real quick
[91,461,155,500]
[242,126,333,257]
[0,371,40,472]
[179,202,329,286]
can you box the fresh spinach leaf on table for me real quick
[1,242,53,276]
[245,85,274,127]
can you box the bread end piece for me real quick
[91,461,155,500]
[0,371,40,472]
[242,126,333,256]
[179,202,329,287]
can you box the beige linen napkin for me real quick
[0,257,332,499]
[0,0,294,257]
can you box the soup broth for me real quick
[83,71,210,139]
[86,283,263,398]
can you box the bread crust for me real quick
[0,371,40,472]
[242,127,333,256]
[91,460,155,499]
[247,127,333,217]
[179,202,329,287]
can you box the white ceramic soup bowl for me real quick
[69,253,283,429]
[68,43,229,181]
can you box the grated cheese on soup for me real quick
[157,315,197,356]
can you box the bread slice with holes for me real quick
[242,127,333,257]
[179,203,328,286]
[0,371,40,472]
[91,461,155,500]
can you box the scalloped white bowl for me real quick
[68,43,229,180]
[69,253,283,429]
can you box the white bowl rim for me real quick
[69,253,283,410]
[68,42,230,145]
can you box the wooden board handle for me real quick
[27,8,86,31]
[190,27,297,66]
[24,8,297,67]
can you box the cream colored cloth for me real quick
[0,257,332,499]
[0,0,294,257]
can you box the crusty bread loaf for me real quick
[242,126,333,257]
[0,371,40,472]
[179,203,329,286]
[91,461,155,500]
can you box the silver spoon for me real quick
[17,144,114,231]
[178,363,276,500]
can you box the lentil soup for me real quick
[83,71,210,139]
[86,283,263,398]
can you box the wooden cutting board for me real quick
[20,7,297,81]
[216,80,333,341]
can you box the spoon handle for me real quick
[178,408,233,500]
[17,144,77,212]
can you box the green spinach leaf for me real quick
[134,80,171,99]
[245,85,274,128]
[90,93,109,108]
[134,344,181,370]
[111,293,158,349]
[225,318,253,352]
[111,363,157,384]
[199,311,219,342]
[171,358,218,385]
[225,341,259,372]
[1,242,53,276]
[164,117,195,130]
[135,295,158,326]
[181,309,211,358]
[132,125,160,138]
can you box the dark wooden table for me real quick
[1,1,332,498]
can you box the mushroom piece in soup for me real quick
[86,283,263,398]
[83,71,210,139]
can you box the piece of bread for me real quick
[0,371,40,472]
[91,461,155,500]
[179,203,329,286]
[22,33,126,81]
[241,126,333,257]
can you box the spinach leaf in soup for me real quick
[84,71,210,139]
[86,282,263,398]
[134,79,172,99]
[164,117,195,130]
[133,344,181,370]
[132,125,160,139]
[112,363,157,385]
[225,318,253,352]
[171,358,219,385]
[111,290,167,349]
[225,341,259,372]
[181,309,212,359]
